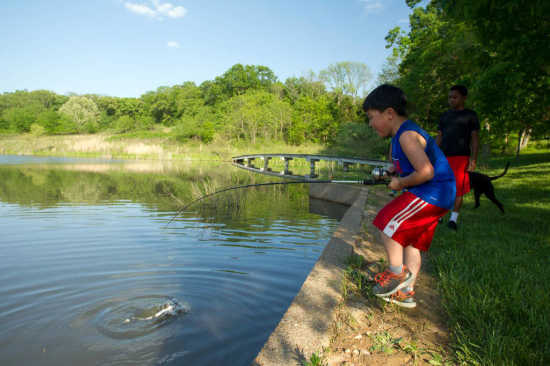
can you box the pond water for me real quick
[0,155,347,366]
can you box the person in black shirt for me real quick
[436,85,480,230]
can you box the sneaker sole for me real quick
[381,296,417,308]
[374,272,415,297]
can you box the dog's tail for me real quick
[489,162,510,181]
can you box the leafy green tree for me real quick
[141,87,178,124]
[173,82,203,117]
[217,64,277,97]
[291,95,334,144]
[135,115,155,131]
[98,111,115,130]
[55,114,78,134]
[376,54,400,85]
[328,94,362,125]
[175,106,217,143]
[0,114,8,131]
[319,61,372,101]
[221,90,292,144]
[224,91,270,144]
[199,80,224,106]
[113,115,135,133]
[0,90,66,116]
[200,64,278,107]
[93,96,119,118]
[117,98,146,119]
[58,96,100,133]
[283,76,326,105]
[28,90,66,110]
[2,106,40,132]
[266,97,292,141]
[36,110,61,134]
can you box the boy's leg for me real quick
[447,156,470,229]
[376,236,422,309]
[372,192,428,297]
[381,231,404,268]
[404,245,422,289]
[373,191,447,307]
[372,232,414,297]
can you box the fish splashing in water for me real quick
[124,299,187,323]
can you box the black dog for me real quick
[468,162,510,213]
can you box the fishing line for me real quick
[165,178,389,226]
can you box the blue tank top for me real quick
[392,120,456,209]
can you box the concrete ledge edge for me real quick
[252,184,368,366]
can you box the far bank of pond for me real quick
[0,133,327,162]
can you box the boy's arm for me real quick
[389,131,434,191]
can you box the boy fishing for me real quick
[363,85,456,308]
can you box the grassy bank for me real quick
[0,132,326,161]
[430,148,550,365]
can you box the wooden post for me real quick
[284,157,293,175]
[263,157,272,172]
[309,159,319,178]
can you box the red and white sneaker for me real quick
[382,289,417,308]
[372,265,414,297]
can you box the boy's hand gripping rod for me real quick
[165,167,392,226]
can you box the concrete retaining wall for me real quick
[252,184,368,366]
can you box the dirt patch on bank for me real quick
[323,188,454,366]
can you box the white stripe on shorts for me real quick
[383,197,428,237]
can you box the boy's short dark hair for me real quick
[450,85,468,97]
[362,84,407,116]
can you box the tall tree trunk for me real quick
[502,133,509,154]
[520,128,531,149]
[516,127,532,157]
[516,129,522,157]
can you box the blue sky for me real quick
[1,0,418,98]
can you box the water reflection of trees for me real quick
[0,165,319,228]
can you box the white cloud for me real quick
[359,0,383,14]
[167,41,181,48]
[125,2,157,17]
[124,0,187,19]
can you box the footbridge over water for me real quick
[232,154,392,181]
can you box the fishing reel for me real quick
[371,167,392,181]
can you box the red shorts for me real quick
[373,192,448,251]
[447,156,470,196]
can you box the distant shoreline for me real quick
[0,133,325,162]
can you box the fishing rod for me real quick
[165,167,392,226]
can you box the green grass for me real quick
[301,352,326,366]
[429,148,550,365]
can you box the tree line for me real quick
[0,62,376,149]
